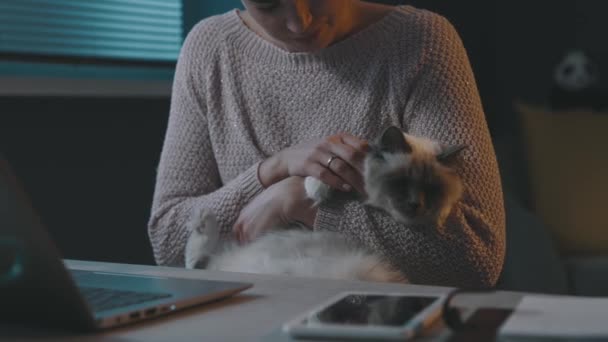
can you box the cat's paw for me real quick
[304,176,331,205]
[185,209,219,269]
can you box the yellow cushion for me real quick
[517,102,608,255]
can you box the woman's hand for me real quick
[233,177,317,244]
[258,134,369,194]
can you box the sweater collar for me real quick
[222,6,411,71]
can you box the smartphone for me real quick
[283,291,445,340]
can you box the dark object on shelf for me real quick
[550,50,607,112]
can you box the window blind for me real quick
[0,0,183,63]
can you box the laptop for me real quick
[0,155,252,331]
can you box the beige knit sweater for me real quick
[148,6,505,288]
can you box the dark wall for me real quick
[0,1,243,266]
[408,0,608,132]
[0,97,169,265]
[495,0,608,124]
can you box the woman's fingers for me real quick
[316,134,367,193]
[338,134,370,154]
[308,163,352,191]
[329,141,367,173]
[322,154,365,194]
[273,133,369,193]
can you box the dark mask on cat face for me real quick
[364,126,465,226]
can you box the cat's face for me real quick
[363,126,465,226]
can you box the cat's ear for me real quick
[378,126,412,154]
[436,144,467,163]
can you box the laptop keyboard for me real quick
[79,286,172,313]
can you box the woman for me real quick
[148,0,505,288]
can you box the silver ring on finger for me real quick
[326,154,339,169]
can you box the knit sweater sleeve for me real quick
[147,21,264,266]
[313,14,506,288]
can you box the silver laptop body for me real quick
[0,155,252,331]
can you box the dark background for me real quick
[1,0,607,266]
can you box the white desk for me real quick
[1,260,525,341]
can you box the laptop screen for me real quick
[0,154,95,329]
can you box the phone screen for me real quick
[305,294,439,327]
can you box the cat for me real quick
[184,126,465,283]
